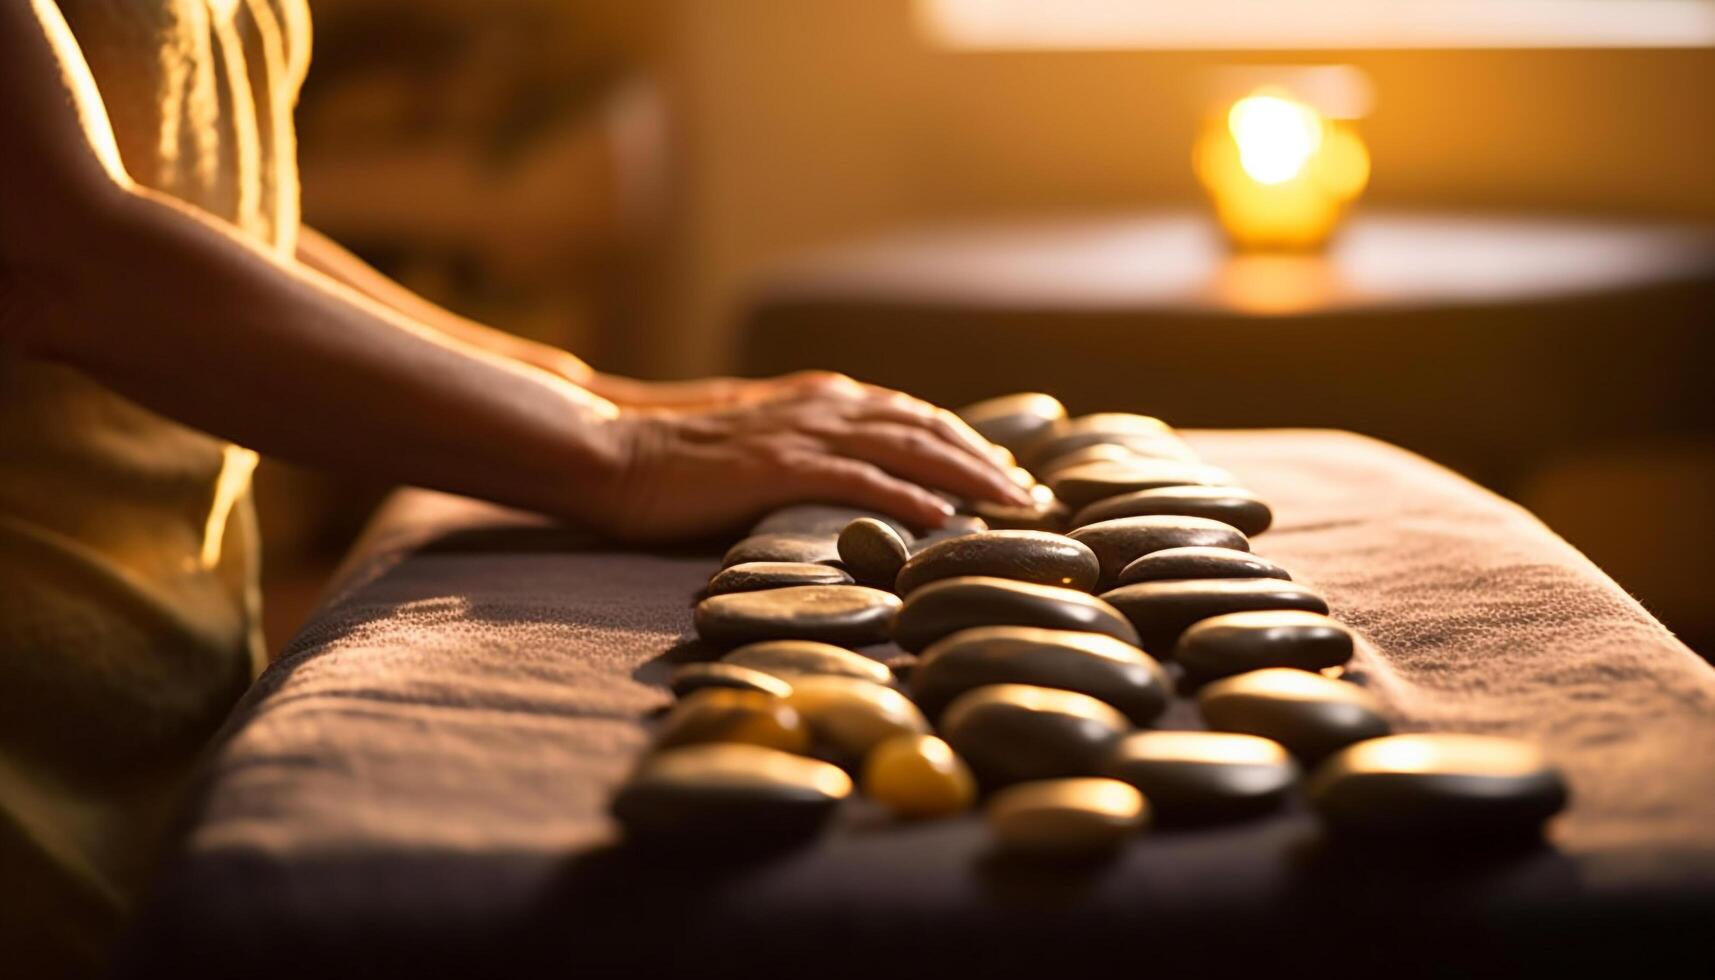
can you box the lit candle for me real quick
[1194,86,1370,251]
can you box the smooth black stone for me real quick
[1102,730,1299,822]
[1071,485,1274,537]
[694,585,901,647]
[1308,734,1569,838]
[1032,435,1202,473]
[1022,413,1187,468]
[895,530,1100,597]
[941,683,1131,788]
[1054,412,1174,436]
[1069,516,1251,588]
[944,514,991,533]
[908,514,991,555]
[1198,668,1390,761]
[907,518,990,561]
[956,392,1067,454]
[892,576,1140,653]
[969,485,1069,532]
[912,625,1169,725]
[722,639,893,685]
[751,505,914,541]
[722,534,840,568]
[837,518,910,588]
[612,744,851,847]
[1117,547,1290,586]
[1034,443,1149,482]
[1100,578,1330,654]
[1176,610,1353,680]
[668,662,794,699]
[707,561,854,595]
[1036,444,1198,483]
[1049,460,1235,510]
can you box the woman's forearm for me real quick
[29,184,628,523]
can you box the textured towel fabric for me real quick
[128,430,1715,979]
[2,4,310,976]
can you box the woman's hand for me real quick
[589,373,1030,542]
[0,10,1016,547]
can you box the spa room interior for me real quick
[7,2,1715,978]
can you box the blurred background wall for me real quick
[654,1,1715,377]
[262,0,1715,656]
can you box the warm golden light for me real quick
[1340,734,1548,776]
[1118,731,1292,765]
[1195,86,1370,252]
[1229,93,1324,185]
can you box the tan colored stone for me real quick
[987,778,1147,855]
[787,675,930,760]
[838,517,910,588]
[723,639,892,686]
[654,689,810,754]
[861,734,976,818]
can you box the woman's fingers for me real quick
[766,373,1002,466]
[849,392,1011,470]
[769,380,1028,505]
[781,450,954,530]
[847,401,1030,505]
[599,379,1038,541]
[823,421,1027,506]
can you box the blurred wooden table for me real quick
[737,210,1715,489]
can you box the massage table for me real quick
[127,430,1715,978]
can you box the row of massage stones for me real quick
[612,395,1568,857]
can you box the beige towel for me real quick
[0,3,308,976]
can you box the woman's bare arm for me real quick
[1,0,631,522]
[0,0,1025,537]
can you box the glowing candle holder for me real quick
[1195,83,1371,252]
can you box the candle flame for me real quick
[1228,91,1324,185]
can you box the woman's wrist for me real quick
[557,407,676,539]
